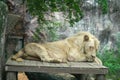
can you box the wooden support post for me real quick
[6,72,17,80]
[96,74,106,80]
[73,74,86,80]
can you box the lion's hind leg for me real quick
[36,51,63,63]
[11,49,24,62]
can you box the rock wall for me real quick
[0,1,8,80]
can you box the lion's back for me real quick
[24,43,46,57]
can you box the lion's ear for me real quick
[84,35,89,41]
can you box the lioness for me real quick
[11,32,102,64]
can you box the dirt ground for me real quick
[18,72,28,80]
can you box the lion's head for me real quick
[66,32,100,62]
[83,34,100,62]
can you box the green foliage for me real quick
[99,50,120,80]
[46,21,60,41]
[98,33,120,80]
[99,50,120,74]
[27,0,84,26]
[27,0,109,25]
[32,21,60,42]
[98,0,108,14]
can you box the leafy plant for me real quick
[27,0,109,25]
[26,0,84,26]
[98,49,120,80]
[98,33,120,80]
[46,21,60,41]
[32,21,61,42]
[97,0,108,14]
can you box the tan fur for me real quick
[11,31,102,64]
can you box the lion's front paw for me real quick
[86,57,94,62]
[16,58,24,62]
[11,55,17,60]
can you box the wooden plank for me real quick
[5,65,108,74]
[5,58,108,74]
[6,59,107,68]
[7,67,107,74]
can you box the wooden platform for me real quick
[5,58,108,80]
